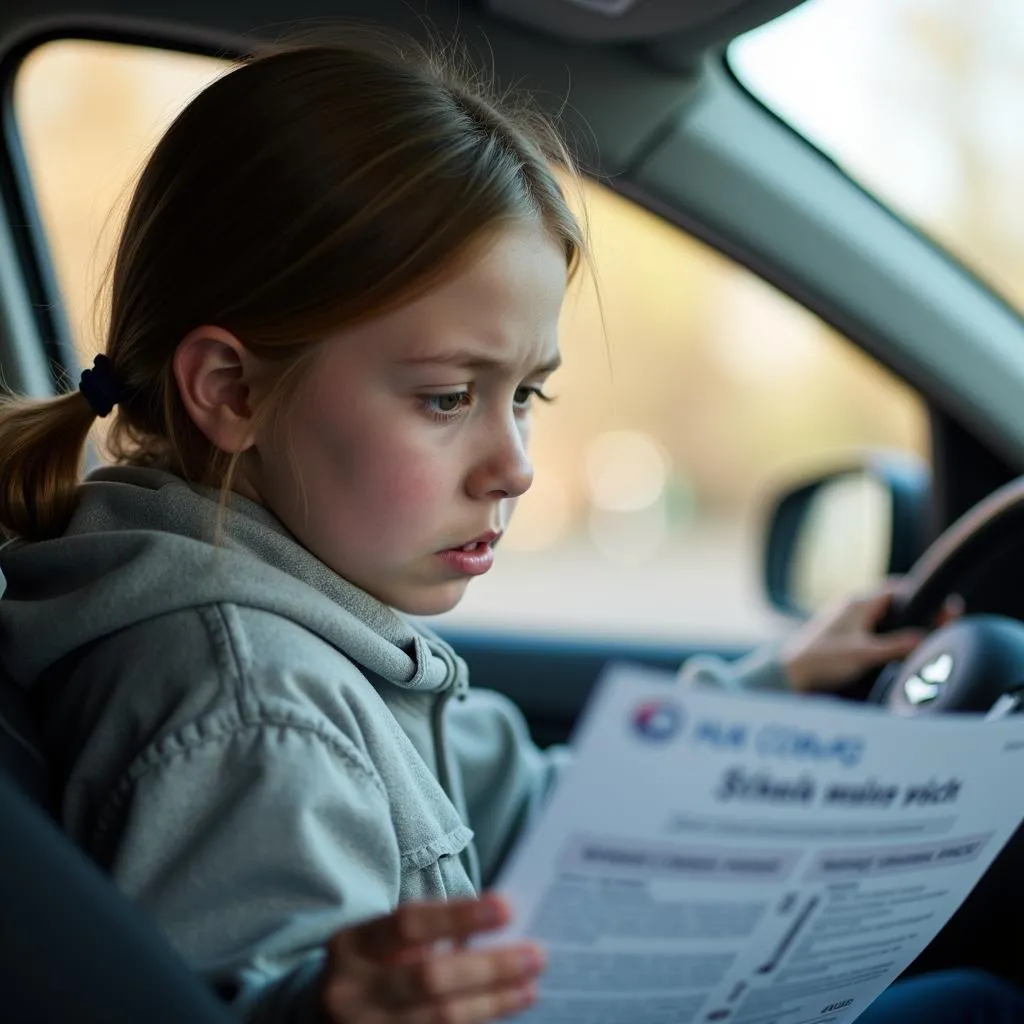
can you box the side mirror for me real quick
[764,453,931,617]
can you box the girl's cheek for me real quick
[367,443,446,502]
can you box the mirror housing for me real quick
[764,452,931,617]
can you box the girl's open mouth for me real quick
[437,533,500,576]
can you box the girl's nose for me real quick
[467,422,534,500]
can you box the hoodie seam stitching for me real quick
[400,824,475,871]
[202,603,252,719]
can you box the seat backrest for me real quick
[0,768,234,1023]
[0,653,232,1021]
[0,660,51,811]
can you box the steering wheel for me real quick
[866,476,1024,713]
[854,477,1024,985]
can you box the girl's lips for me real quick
[463,529,501,547]
[437,540,495,576]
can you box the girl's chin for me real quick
[390,580,471,618]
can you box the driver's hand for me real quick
[780,582,963,694]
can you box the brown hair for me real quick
[0,29,586,540]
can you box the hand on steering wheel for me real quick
[780,583,962,695]
[784,475,1024,713]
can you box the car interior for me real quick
[3,0,1024,1020]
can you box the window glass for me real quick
[14,40,227,355]
[731,0,1024,313]
[14,39,928,642]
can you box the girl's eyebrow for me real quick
[398,349,562,374]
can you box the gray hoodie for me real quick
[0,465,785,1022]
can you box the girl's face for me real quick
[247,225,568,614]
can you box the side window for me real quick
[14,41,228,357]
[459,184,928,641]
[13,40,929,644]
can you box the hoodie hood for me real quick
[0,465,465,696]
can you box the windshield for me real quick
[730,0,1024,313]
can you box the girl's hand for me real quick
[319,893,544,1024]
[781,582,964,694]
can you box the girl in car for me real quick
[0,31,1016,1024]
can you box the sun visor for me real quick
[484,0,809,45]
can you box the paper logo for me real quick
[631,699,685,742]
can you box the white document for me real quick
[489,664,1024,1024]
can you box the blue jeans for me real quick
[861,971,1024,1024]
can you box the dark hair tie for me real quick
[78,354,127,418]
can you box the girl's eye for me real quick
[514,386,554,409]
[421,391,472,420]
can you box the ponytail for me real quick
[0,390,97,541]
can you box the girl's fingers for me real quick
[378,944,545,1008]
[322,976,368,1022]
[399,981,538,1024]
[333,895,511,962]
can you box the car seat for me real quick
[0,663,233,1023]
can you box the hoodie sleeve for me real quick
[93,718,400,1024]
[677,642,791,693]
[444,688,572,887]
[448,644,791,885]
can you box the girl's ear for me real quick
[173,326,262,453]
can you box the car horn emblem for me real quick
[904,652,954,705]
